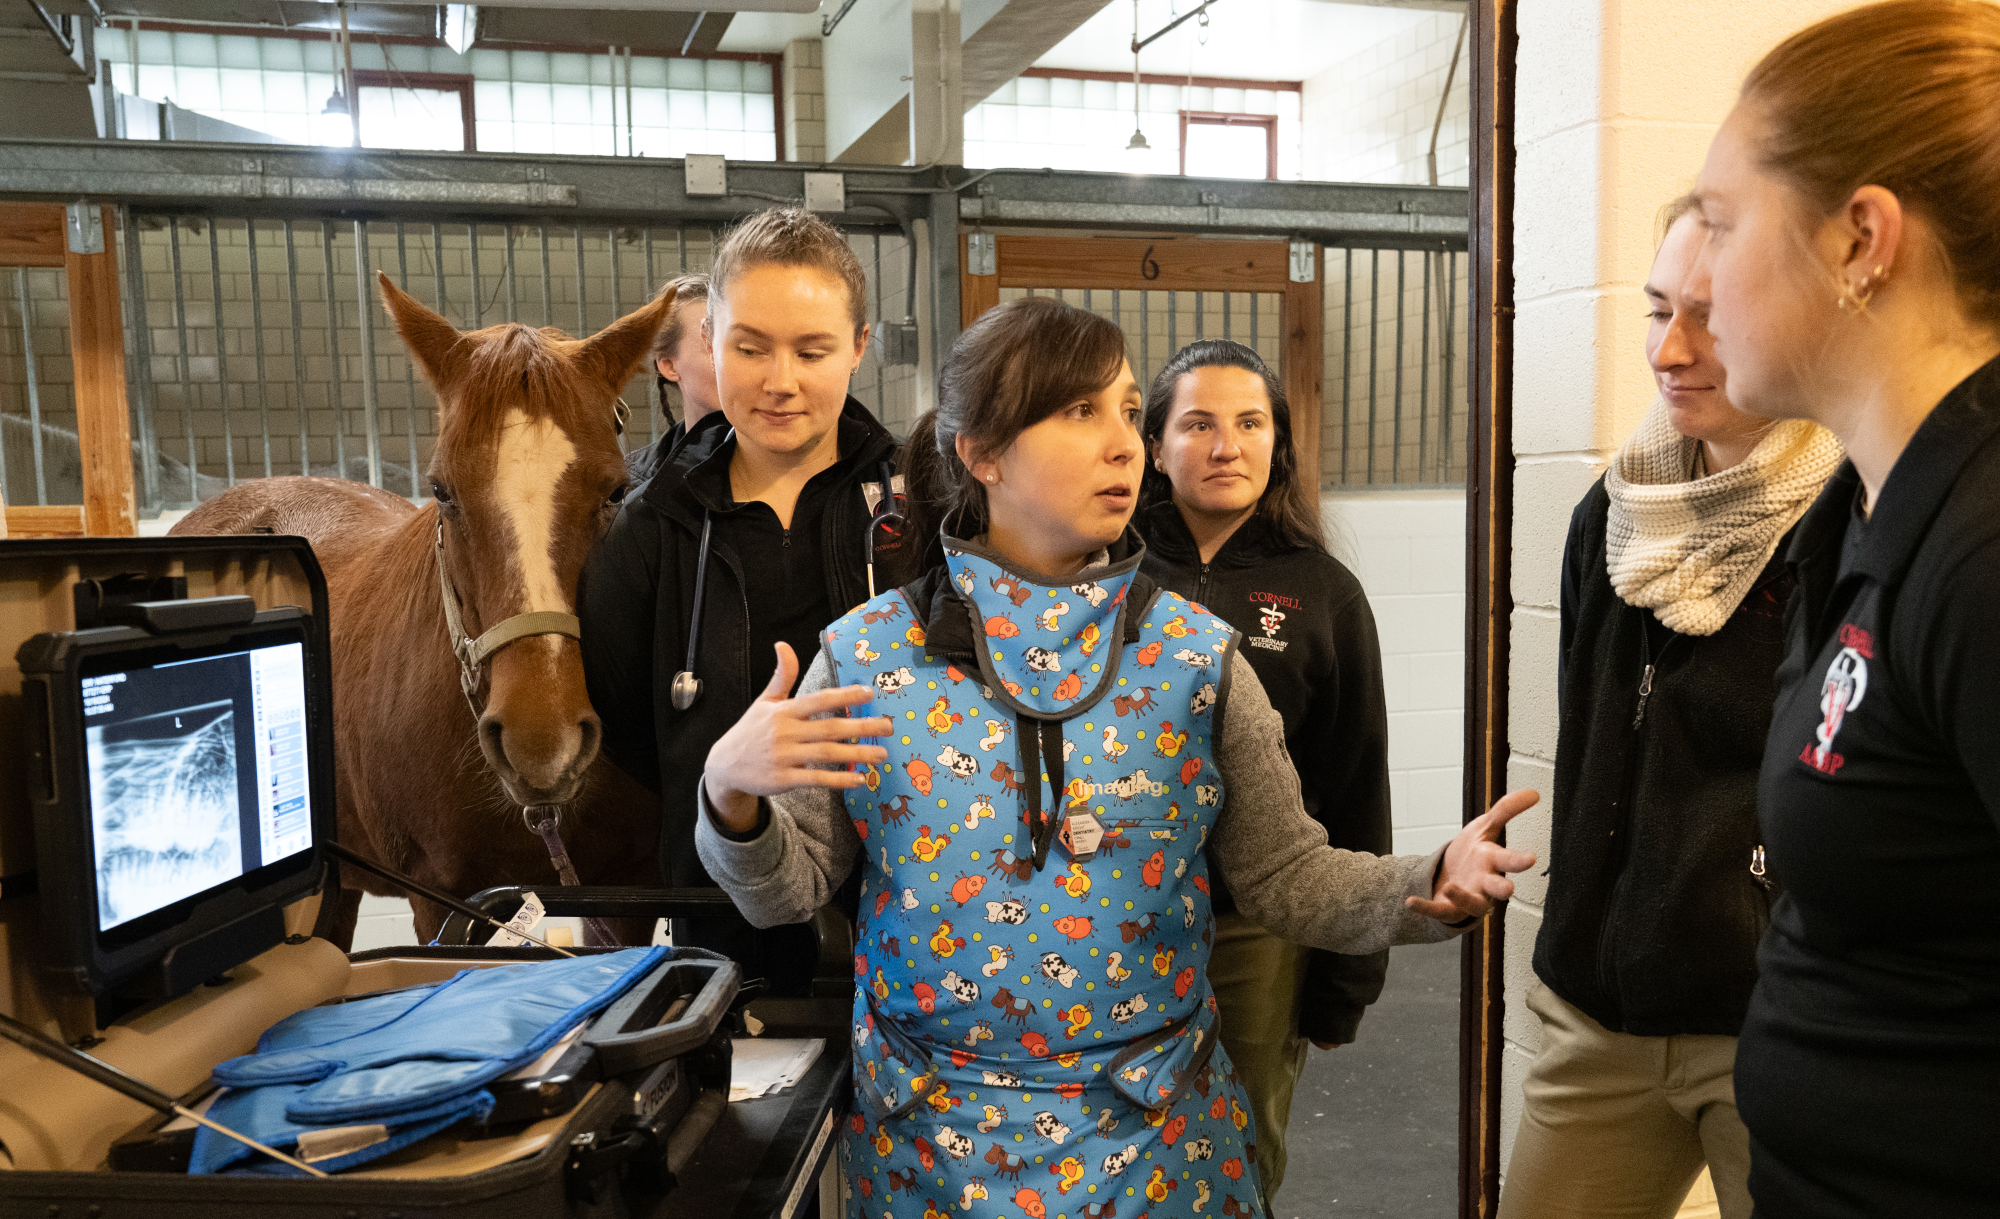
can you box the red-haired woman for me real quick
[1691,1,2000,1212]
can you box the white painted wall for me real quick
[1302,9,1470,186]
[1326,490,1465,856]
[1504,0,1867,1179]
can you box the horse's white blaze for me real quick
[492,408,577,635]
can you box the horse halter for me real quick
[434,517,584,717]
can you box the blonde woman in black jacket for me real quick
[1136,340,1391,1208]
[1497,202,1841,1219]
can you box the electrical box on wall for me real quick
[684,154,727,197]
[803,172,845,213]
[877,321,920,366]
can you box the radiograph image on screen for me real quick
[86,700,244,929]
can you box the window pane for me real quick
[359,86,466,151]
[1183,122,1269,179]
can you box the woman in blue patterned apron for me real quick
[694,297,1538,1219]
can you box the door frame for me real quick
[960,233,1323,492]
[0,203,137,538]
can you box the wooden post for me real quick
[1282,244,1324,497]
[66,206,137,537]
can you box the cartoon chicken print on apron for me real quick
[823,537,1267,1219]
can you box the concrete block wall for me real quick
[783,37,827,162]
[1302,10,1470,187]
[1326,490,1465,856]
[1503,0,1865,1179]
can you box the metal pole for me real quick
[1140,289,1150,381]
[539,225,553,326]
[247,221,274,478]
[168,219,199,498]
[285,220,310,474]
[1248,288,1257,355]
[1442,250,1458,485]
[1167,289,1177,356]
[574,227,587,336]
[396,222,421,491]
[467,223,482,328]
[321,221,346,479]
[1393,249,1406,486]
[206,223,235,486]
[1367,248,1380,486]
[123,208,161,511]
[1340,249,1353,486]
[354,220,382,488]
[503,225,517,323]
[609,227,622,322]
[1419,247,1433,486]
[14,268,48,504]
[431,221,448,323]
[1221,289,1230,342]
[643,226,657,444]
[1194,290,1203,342]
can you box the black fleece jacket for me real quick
[1137,502,1393,1046]
[579,397,902,993]
[1534,477,1793,1036]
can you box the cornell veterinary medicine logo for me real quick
[1802,624,1872,775]
[1247,594,1291,652]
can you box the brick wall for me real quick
[1325,491,1464,856]
[783,37,827,162]
[1302,9,1470,187]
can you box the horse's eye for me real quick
[432,481,453,505]
[608,483,628,506]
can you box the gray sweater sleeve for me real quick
[696,648,1465,948]
[1207,653,1462,954]
[693,649,861,928]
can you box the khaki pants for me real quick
[1208,910,1310,1207]
[1499,982,1752,1219]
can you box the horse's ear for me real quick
[575,285,677,393]
[378,271,467,391]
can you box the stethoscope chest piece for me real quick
[671,669,702,711]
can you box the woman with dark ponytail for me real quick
[689,296,1537,1218]
[1135,340,1390,1207]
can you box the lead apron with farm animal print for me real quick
[824,536,1266,1219]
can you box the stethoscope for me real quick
[670,460,905,711]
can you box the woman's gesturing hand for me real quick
[1407,788,1540,923]
[702,642,894,835]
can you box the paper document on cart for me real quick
[729,1038,824,1102]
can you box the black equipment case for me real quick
[0,537,753,1219]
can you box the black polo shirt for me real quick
[1739,353,2000,1217]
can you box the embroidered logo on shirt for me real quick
[1247,597,1290,652]
[1802,624,1873,775]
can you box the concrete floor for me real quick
[1277,939,1461,1218]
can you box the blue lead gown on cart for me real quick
[825,539,1265,1219]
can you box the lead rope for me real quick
[525,807,624,947]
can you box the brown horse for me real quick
[174,273,670,945]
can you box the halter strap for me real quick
[435,520,582,716]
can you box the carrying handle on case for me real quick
[586,955,742,1076]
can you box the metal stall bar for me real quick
[872,234,884,409]
[468,223,483,328]
[1419,247,1433,488]
[168,220,199,494]
[574,226,587,336]
[206,223,234,486]
[12,268,48,504]
[1441,250,1457,485]
[247,220,273,478]
[1392,249,1406,486]
[354,220,382,488]
[1366,249,1380,485]
[608,226,622,320]
[432,222,448,321]
[285,220,309,475]
[395,222,421,483]
[1340,250,1352,486]
[122,208,161,510]
[539,225,553,326]
[504,225,517,323]
[320,221,346,478]
[643,225,657,442]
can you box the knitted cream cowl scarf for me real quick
[1603,400,1844,637]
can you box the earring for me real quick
[1839,264,1889,310]
[984,474,996,484]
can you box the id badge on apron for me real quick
[1060,811,1103,863]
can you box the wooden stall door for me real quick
[961,234,1323,491]
[0,203,137,538]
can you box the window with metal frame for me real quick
[1179,111,1277,180]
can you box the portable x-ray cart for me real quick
[0,537,849,1218]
